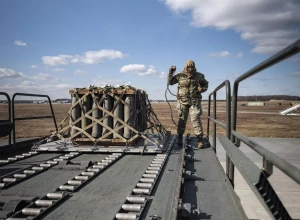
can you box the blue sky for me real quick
[0,0,299,100]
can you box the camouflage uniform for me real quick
[168,60,209,141]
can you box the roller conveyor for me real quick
[0,153,62,178]
[43,155,156,220]
[0,136,250,220]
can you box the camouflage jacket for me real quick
[168,71,209,105]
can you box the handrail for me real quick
[12,93,58,147]
[231,39,300,143]
[0,92,12,146]
[207,80,234,185]
[231,130,300,184]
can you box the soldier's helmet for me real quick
[184,60,197,74]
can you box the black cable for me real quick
[165,84,178,127]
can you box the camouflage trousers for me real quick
[176,100,203,137]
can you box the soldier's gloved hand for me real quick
[169,66,176,74]
[198,87,207,93]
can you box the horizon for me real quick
[0,0,299,100]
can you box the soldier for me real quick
[168,60,209,148]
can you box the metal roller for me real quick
[127,196,146,204]
[124,95,134,139]
[8,157,17,161]
[67,180,82,185]
[122,204,142,212]
[47,192,65,199]
[70,94,81,137]
[154,158,164,161]
[156,154,166,157]
[147,167,160,170]
[0,160,9,163]
[29,151,38,154]
[69,152,79,155]
[64,154,74,157]
[145,170,159,174]
[116,213,137,220]
[22,208,43,216]
[40,163,51,167]
[101,159,113,163]
[87,168,99,172]
[59,156,70,159]
[15,155,25,158]
[102,95,113,139]
[113,98,124,138]
[92,94,102,138]
[92,165,104,169]
[81,171,94,176]
[7,218,27,220]
[47,161,58,164]
[0,183,6,188]
[140,178,154,183]
[137,183,152,188]
[142,174,157,179]
[22,153,31,156]
[152,161,163,164]
[32,167,44,170]
[24,170,36,174]
[54,158,64,162]
[97,162,108,166]
[150,164,162,167]
[133,188,150,194]
[75,176,89,181]
[113,153,122,155]
[59,185,75,191]
[35,199,55,207]
[3,178,16,183]
[14,174,27,178]
[81,94,92,137]
[109,155,119,158]
[105,157,115,161]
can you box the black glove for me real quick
[169,65,176,74]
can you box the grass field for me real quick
[0,100,299,139]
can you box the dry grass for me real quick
[0,100,299,139]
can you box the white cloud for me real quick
[31,73,59,81]
[120,64,161,76]
[209,51,231,57]
[162,0,300,54]
[42,55,72,66]
[0,68,25,78]
[52,68,65,72]
[14,40,27,46]
[30,65,37,69]
[160,72,166,78]
[78,50,126,64]
[290,71,300,77]
[237,52,243,58]
[42,49,126,66]
[73,69,86,75]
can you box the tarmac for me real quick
[214,137,300,220]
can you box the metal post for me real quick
[207,95,211,139]
[0,92,12,146]
[46,96,58,131]
[213,92,217,153]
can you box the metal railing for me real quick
[0,92,12,146]
[12,93,58,147]
[207,80,235,185]
[207,39,300,220]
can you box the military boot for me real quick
[197,135,204,149]
[177,134,183,145]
